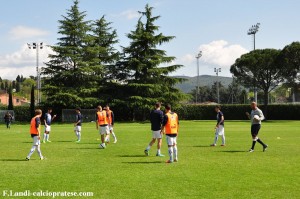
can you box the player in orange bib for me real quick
[26,109,44,160]
[161,104,179,163]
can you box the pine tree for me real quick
[113,4,187,119]
[84,15,119,104]
[42,0,95,108]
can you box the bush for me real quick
[3,104,300,122]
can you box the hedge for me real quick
[1,104,300,122]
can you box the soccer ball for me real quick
[253,115,260,120]
[99,143,106,149]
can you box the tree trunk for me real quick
[263,90,269,120]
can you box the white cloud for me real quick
[9,25,49,40]
[173,40,249,77]
[199,40,248,67]
[119,10,140,20]
[0,43,53,80]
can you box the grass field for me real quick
[0,120,299,199]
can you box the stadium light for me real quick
[214,67,221,103]
[195,51,202,104]
[247,23,260,102]
[27,42,43,105]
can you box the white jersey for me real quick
[251,108,265,125]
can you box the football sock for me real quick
[257,138,266,146]
[251,141,256,149]
[77,132,81,140]
[43,133,46,141]
[36,145,43,158]
[157,149,161,154]
[168,146,173,161]
[146,145,151,151]
[47,134,50,141]
[221,135,226,145]
[27,146,36,158]
[214,135,218,144]
[173,146,178,160]
[111,132,116,140]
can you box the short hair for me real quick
[47,107,53,111]
[155,102,161,108]
[215,105,221,109]
[35,109,42,115]
[165,104,171,110]
[97,106,102,111]
[75,107,81,112]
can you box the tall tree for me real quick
[42,0,94,108]
[112,4,187,119]
[279,42,300,100]
[8,86,13,110]
[85,15,119,104]
[230,49,286,116]
[30,85,35,118]
[16,82,21,92]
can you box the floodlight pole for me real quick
[195,51,202,104]
[247,23,260,102]
[214,67,221,103]
[27,42,43,105]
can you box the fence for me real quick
[0,110,15,122]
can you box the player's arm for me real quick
[160,114,168,134]
[36,118,41,137]
[258,110,265,121]
[111,112,114,126]
[52,114,57,121]
[95,113,99,129]
[245,112,250,119]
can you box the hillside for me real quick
[175,75,233,93]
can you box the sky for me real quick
[0,0,300,80]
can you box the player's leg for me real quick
[46,126,51,142]
[76,126,81,142]
[173,137,178,162]
[220,126,225,146]
[250,124,260,152]
[156,138,164,156]
[26,136,38,160]
[211,128,219,146]
[166,136,174,163]
[257,138,268,151]
[104,126,110,143]
[99,128,106,148]
[110,126,117,143]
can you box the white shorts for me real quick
[152,130,162,139]
[215,125,225,136]
[32,135,40,145]
[74,126,81,132]
[108,125,113,131]
[45,125,51,132]
[99,126,109,135]
[166,135,177,146]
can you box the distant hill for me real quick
[174,75,233,93]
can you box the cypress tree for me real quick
[8,86,13,110]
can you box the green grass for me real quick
[0,121,299,199]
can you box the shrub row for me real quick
[1,104,300,122]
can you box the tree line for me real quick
[41,0,187,120]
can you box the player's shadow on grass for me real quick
[67,147,100,150]
[122,161,163,164]
[55,140,74,143]
[0,158,27,161]
[118,155,147,158]
[216,150,246,153]
[193,145,212,148]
